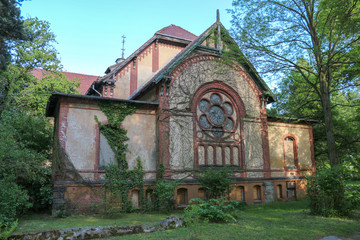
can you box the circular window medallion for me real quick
[197,92,237,138]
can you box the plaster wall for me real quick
[114,70,131,99]
[65,106,106,179]
[137,46,153,88]
[62,102,157,181]
[169,60,261,117]
[268,122,312,170]
[122,110,157,172]
[168,59,262,173]
[243,120,264,169]
[158,43,182,69]
[168,115,194,172]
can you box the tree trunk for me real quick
[319,73,339,166]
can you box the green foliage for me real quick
[270,62,360,175]
[13,17,61,71]
[306,166,359,217]
[0,220,18,240]
[132,158,145,208]
[184,198,246,223]
[103,164,133,213]
[0,109,52,213]
[230,0,360,167]
[0,18,80,114]
[344,182,360,210]
[0,178,30,225]
[96,101,137,170]
[196,167,233,199]
[96,101,141,213]
[153,163,178,212]
[0,0,26,71]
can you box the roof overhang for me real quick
[46,92,159,117]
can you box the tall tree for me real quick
[230,0,360,166]
[0,17,79,114]
[269,60,360,175]
[0,0,26,71]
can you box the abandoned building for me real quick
[46,16,316,211]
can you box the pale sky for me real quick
[20,0,234,77]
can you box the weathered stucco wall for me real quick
[60,100,157,181]
[122,109,157,173]
[158,43,182,68]
[268,122,313,171]
[169,59,261,116]
[168,58,263,176]
[244,120,264,170]
[65,105,106,180]
[114,70,131,99]
[137,46,153,88]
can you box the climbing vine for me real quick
[95,101,140,212]
[95,101,137,170]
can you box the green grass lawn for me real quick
[15,211,176,233]
[15,201,360,240]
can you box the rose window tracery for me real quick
[197,92,237,138]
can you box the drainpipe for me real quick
[92,84,102,96]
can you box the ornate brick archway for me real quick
[191,82,246,168]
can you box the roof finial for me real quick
[216,9,220,22]
[121,34,126,59]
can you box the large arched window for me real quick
[191,82,246,168]
[198,92,237,139]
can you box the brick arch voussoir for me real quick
[169,55,263,106]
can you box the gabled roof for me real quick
[156,24,197,41]
[95,25,197,85]
[129,21,276,103]
[31,69,99,95]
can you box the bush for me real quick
[184,198,246,223]
[196,167,233,199]
[0,179,31,225]
[306,166,357,217]
[154,180,178,212]
[0,220,18,240]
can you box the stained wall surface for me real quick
[168,58,263,177]
[268,122,313,173]
[59,100,157,181]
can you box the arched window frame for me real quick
[176,188,188,205]
[282,134,299,175]
[191,82,246,169]
[253,185,262,201]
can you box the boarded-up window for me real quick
[198,188,206,200]
[176,188,188,205]
[232,186,245,201]
[277,184,283,199]
[99,133,116,169]
[131,190,139,208]
[284,137,295,169]
[286,181,297,201]
[253,185,261,201]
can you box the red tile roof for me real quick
[30,69,99,95]
[156,24,197,41]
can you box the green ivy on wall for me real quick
[95,101,137,170]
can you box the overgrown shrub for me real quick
[306,166,357,217]
[184,198,246,223]
[196,167,233,199]
[103,164,133,213]
[0,109,52,222]
[154,164,178,212]
[0,179,31,225]
[0,220,18,240]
